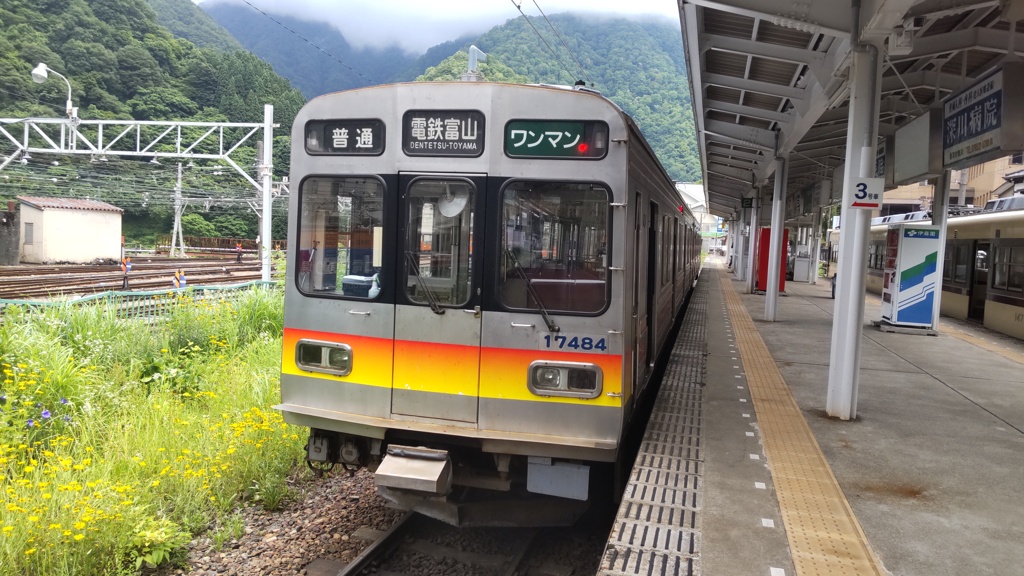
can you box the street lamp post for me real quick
[30,63,76,120]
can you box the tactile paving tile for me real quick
[720,276,885,576]
[598,274,710,576]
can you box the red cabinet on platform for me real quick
[757,227,787,293]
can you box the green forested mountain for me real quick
[146,0,243,52]
[201,1,427,98]
[0,0,305,243]
[421,15,699,181]
[200,5,699,182]
[0,0,303,125]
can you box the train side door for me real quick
[969,241,989,321]
[391,174,484,423]
[643,202,658,378]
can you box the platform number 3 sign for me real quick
[850,177,883,210]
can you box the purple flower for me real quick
[60,398,68,405]
[63,416,71,422]
[41,410,51,419]
[27,419,34,427]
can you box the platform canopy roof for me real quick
[678,0,1024,219]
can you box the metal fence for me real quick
[0,281,279,321]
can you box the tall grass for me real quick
[0,287,303,575]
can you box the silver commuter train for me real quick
[277,82,701,526]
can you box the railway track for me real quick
[0,259,266,300]
[308,509,610,576]
[331,512,540,576]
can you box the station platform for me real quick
[599,257,1024,576]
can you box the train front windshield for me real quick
[499,181,609,314]
[294,176,610,316]
[296,177,385,297]
[404,179,475,307]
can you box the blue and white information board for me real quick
[943,61,1024,170]
[881,224,940,328]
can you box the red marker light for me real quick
[577,142,589,154]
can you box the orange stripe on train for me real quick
[283,327,623,405]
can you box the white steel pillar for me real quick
[728,221,737,271]
[811,207,822,285]
[736,212,747,282]
[260,105,274,282]
[765,157,787,321]
[826,43,882,420]
[931,170,950,331]
[746,194,759,293]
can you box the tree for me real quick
[180,212,217,238]
[116,43,166,95]
[127,87,198,120]
[416,51,531,83]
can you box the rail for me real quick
[337,512,538,576]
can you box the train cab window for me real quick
[296,177,385,298]
[499,181,609,314]
[404,179,475,307]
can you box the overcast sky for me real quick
[196,0,680,53]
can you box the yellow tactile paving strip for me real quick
[720,270,885,576]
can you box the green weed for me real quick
[0,287,301,575]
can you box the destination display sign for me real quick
[504,120,608,159]
[402,110,485,157]
[305,119,385,155]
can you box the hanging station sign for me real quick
[943,61,1024,170]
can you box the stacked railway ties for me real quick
[0,256,264,300]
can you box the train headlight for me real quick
[528,361,602,399]
[296,339,353,376]
[534,367,561,389]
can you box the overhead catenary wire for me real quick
[509,0,577,85]
[0,155,281,211]
[237,0,375,84]
[530,0,594,87]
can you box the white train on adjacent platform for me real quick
[867,208,1024,339]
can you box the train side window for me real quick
[499,181,609,314]
[296,177,385,298]
[1010,246,1024,292]
[993,245,1024,292]
[943,241,954,281]
[953,243,972,284]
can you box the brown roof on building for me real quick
[16,196,123,214]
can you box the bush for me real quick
[0,287,302,575]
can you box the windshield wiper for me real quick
[406,251,445,315]
[506,249,559,332]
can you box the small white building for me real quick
[17,196,123,264]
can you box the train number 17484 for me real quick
[541,334,608,352]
